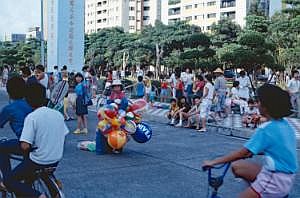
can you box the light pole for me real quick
[40,0,45,69]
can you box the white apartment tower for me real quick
[161,0,270,32]
[85,0,161,34]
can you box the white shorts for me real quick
[251,167,295,198]
[200,99,212,119]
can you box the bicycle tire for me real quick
[33,174,64,198]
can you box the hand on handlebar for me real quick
[202,160,215,171]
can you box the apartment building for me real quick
[161,0,270,32]
[85,0,161,34]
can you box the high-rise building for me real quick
[85,0,161,34]
[162,0,270,32]
[26,27,42,40]
[4,33,26,43]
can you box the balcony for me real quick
[220,0,236,8]
[168,8,181,16]
[168,0,181,5]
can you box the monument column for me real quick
[47,0,84,72]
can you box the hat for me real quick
[213,68,224,74]
[112,79,122,86]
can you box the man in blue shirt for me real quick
[0,76,32,185]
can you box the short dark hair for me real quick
[62,65,67,70]
[6,76,26,100]
[193,95,201,100]
[25,83,46,108]
[20,67,31,77]
[35,65,45,72]
[54,65,58,70]
[205,74,213,83]
[170,98,177,103]
[257,84,292,119]
[233,81,239,88]
[138,76,143,82]
[291,70,299,77]
[240,70,246,76]
[74,72,84,82]
[248,98,255,105]
[196,74,204,81]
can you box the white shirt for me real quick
[245,107,259,115]
[169,73,177,87]
[237,76,250,99]
[20,107,69,165]
[39,74,49,89]
[231,87,239,99]
[204,82,214,100]
[287,78,300,94]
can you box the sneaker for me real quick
[175,122,182,127]
[73,129,81,134]
[198,128,206,132]
[81,128,88,134]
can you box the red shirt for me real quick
[176,80,184,90]
[195,80,205,91]
[107,73,112,82]
[110,91,125,101]
[161,82,168,89]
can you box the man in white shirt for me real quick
[287,70,300,113]
[34,65,50,98]
[237,70,251,100]
[3,83,69,198]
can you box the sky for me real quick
[0,0,282,41]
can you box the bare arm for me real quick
[202,147,253,168]
[20,141,31,152]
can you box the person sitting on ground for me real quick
[242,99,260,128]
[203,84,297,198]
[0,77,32,190]
[135,76,145,99]
[183,96,201,130]
[171,96,191,126]
[167,98,179,123]
[4,83,69,198]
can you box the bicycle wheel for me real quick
[33,175,64,198]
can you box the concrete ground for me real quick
[0,91,299,198]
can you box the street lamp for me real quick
[40,0,45,69]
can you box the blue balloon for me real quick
[132,122,152,143]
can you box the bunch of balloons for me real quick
[97,99,152,150]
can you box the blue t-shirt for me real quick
[75,83,84,96]
[244,119,298,174]
[0,99,33,139]
[136,82,145,97]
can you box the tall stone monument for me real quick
[47,0,84,72]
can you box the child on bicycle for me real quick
[202,84,297,198]
[0,77,32,187]
[4,83,69,198]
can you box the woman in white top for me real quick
[237,70,251,100]
[230,81,248,114]
[199,74,215,132]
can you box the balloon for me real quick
[134,114,142,124]
[132,122,152,143]
[126,112,134,120]
[97,109,104,120]
[120,117,126,126]
[111,118,121,129]
[103,105,118,119]
[107,130,127,149]
[110,103,118,110]
[98,120,112,135]
[123,120,137,135]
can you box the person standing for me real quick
[34,65,50,99]
[237,70,251,101]
[2,65,9,87]
[287,70,300,115]
[169,72,177,98]
[193,74,205,97]
[213,68,227,118]
[199,74,215,132]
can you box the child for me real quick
[149,85,156,105]
[242,99,260,128]
[167,98,179,122]
[136,76,145,99]
[4,83,69,198]
[73,73,89,134]
[203,84,297,198]
[0,77,32,186]
[175,76,184,99]
[160,79,169,103]
[183,96,201,130]
[107,79,129,112]
[171,96,190,126]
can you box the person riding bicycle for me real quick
[202,84,298,198]
[0,77,32,187]
[3,83,69,198]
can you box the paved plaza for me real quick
[0,92,300,197]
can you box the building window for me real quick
[194,4,198,8]
[221,0,236,8]
[143,16,150,20]
[221,11,236,19]
[129,16,135,20]
[168,7,181,16]
[130,7,135,11]
[144,6,150,11]
[207,26,211,31]
[129,26,135,30]
[185,5,192,10]
[97,11,102,14]
[207,13,216,18]
[97,19,102,23]
[185,16,192,21]
[207,1,216,6]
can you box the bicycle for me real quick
[0,140,64,198]
[202,163,231,198]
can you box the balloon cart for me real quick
[95,99,152,155]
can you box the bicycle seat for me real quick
[35,167,57,175]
